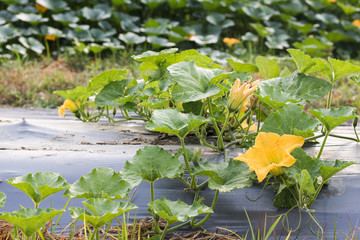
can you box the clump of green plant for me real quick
[53,47,360,238]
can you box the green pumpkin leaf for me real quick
[293,38,332,57]
[19,37,44,54]
[257,72,332,110]
[192,161,254,193]
[82,7,111,21]
[87,69,128,92]
[63,168,131,199]
[261,104,319,137]
[94,79,132,107]
[309,106,356,132]
[274,184,297,208]
[54,86,92,103]
[16,13,48,25]
[255,56,279,79]
[120,146,183,186]
[7,172,68,207]
[0,193,6,208]
[119,32,146,44]
[328,58,360,83]
[36,0,67,11]
[242,3,278,21]
[52,12,79,25]
[168,61,223,102]
[146,109,208,139]
[132,48,178,66]
[296,170,315,195]
[227,59,259,73]
[287,49,316,74]
[148,197,213,225]
[0,208,64,238]
[289,148,323,179]
[70,199,137,229]
[321,160,355,182]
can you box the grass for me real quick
[1,53,359,113]
[0,52,138,109]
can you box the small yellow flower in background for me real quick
[58,99,80,117]
[35,3,47,13]
[353,19,360,28]
[45,35,56,41]
[328,0,336,2]
[187,34,195,40]
[234,132,304,182]
[227,78,260,112]
[223,37,240,47]
[240,120,257,132]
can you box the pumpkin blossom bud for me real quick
[227,78,260,112]
[58,99,80,117]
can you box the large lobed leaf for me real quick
[257,72,332,110]
[261,104,319,137]
[94,79,132,107]
[0,208,64,237]
[192,160,254,193]
[120,146,183,186]
[63,168,132,199]
[87,69,128,92]
[7,172,68,207]
[69,198,137,229]
[148,197,213,225]
[168,61,224,102]
[146,109,208,139]
[309,106,356,132]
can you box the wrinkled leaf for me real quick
[7,172,68,207]
[148,197,213,225]
[309,106,356,132]
[120,146,183,186]
[146,109,208,139]
[0,208,64,238]
[192,160,254,193]
[88,69,128,92]
[261,104,319,137]
[257,72,332,110]
[69,199,137,228]
[255,56,279,79]
[227,59,258,73]
[94,79,132,107]
[328,58,360,83]
[168,61,223,102]
[63,168,131,199]
[19,37,44,54]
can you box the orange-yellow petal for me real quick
[58,106,65,117]
[234,132,304,182]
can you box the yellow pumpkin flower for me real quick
[240,121,257,132]
[353,19,360,28]
[223,37,240,47]
[234,132,304,182]
[35,3,47,13]
[45,34,56,41]
[328,0,336,2]
[58,99,80,117]
[227,78,260,112]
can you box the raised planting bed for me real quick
[0,108,359,239]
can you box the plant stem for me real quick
[217,111,231,151]
[191,190,219,228]
[207,98,221,138]
[305,133,325,142]
[317,131,330,159]
[160,223,169,240]
[167,221,190,233]
[329,133,359,142]
[150,181,161,234]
